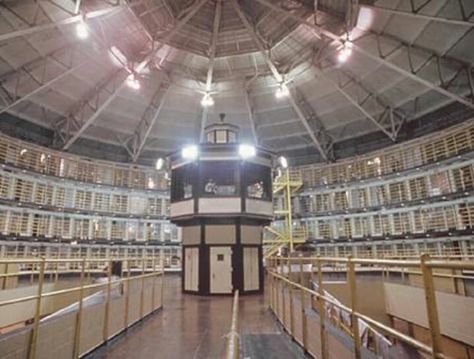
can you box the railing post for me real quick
[420,254,443,358]
[347,257,361,359]
[140,257,145,319]
[287,257,294,335]
[299,258,307,349]
[124,259,131,328]
[275,258,280,318]
[151,255,156,310]
[103,259,112,342]
[316,257,328,359]
[161,262,165,310]
[73,258,86,359]
[28,257,45,359]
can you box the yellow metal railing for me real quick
[265,168,306,257]
[0,256,165,359]
[266,255,474,359]
[225,290,239,359]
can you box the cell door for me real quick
[184,247,199,291]
[210,247,232,294]
[244,247,259,291]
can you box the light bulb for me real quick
[76,22,89,39]
[337,44,353,63]
[275,83,289,98]
[201,93,214,107]
[127,74,140,90]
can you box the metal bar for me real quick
[73,258,86,359]
[225,290,240,359]
[231,0,332,159]
[244,90,259,144]
[0,6,122,43]
[27,257,45,359]
[61,0,208,149]
[299,259,308,348]
[420,254,443,358]
[361,4,474,27]
[130,83,170,161]
[102,260,112,341]
[347,258,361,359]
[253,0,474,111]
[0,59,87,116]
[205,0,222,91]
[316,258,328,359]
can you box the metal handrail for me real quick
[267,254,474,359]
[225,290,239,359]
[0,256,165,359]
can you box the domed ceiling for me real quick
[0,0,473,164]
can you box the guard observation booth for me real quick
[169,117,274,295]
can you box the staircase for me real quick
[263,169,307,258]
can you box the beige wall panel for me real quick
[182,225,200,245]
[127,292,141,325]
[0,263,18,289]
[325,280,390,325]
[143,283,153,316]
[241,225,261,244]
[108,297,126,338]
[306,313,323,358]
[205,225,236,244]
[0,283,55,327]
[245,199,272,216]
[199,198,240,214]
[170,199,194,217]
[408,271,458,294]
[0,328,30,359]
[384,283,474,346]
[36,312,76,359]
[79,303,106,356]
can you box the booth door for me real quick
[184,247,199,291]
[210,247,232,294]
[244,247,259,291]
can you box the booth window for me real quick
[171,164,194,202]
[201,161,238,196]
[243,163,271,201]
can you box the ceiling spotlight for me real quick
[278,156,288,169]
[127,74,140,90]
[239,144,256,159]
[155,158,164,170]
[201,93,214,107]
[275,83,289,99]
[182,145,199,160]
[337,43,353,63]
[75,21,89,40]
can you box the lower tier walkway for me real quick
[87,274,308,359]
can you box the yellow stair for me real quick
[263,169,306,258]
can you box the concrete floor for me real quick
[87,274,307,359]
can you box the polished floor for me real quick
[87,274,307,359]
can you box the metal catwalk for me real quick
[86,275,307,359]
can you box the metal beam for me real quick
[199,0,222,142]
[314,67,397,140]
[0,58,86,117]
[129,82,170,162]
[244,90,259,144]
[57,0,207,150]
[360,4,474,27]
[206,0,222,91]
[231,0,333,160]
[253,0,474,111]
[0,5,122,43]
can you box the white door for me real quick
[210,247,232,294]
[244,247,259,291]
[184,247,199,291]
